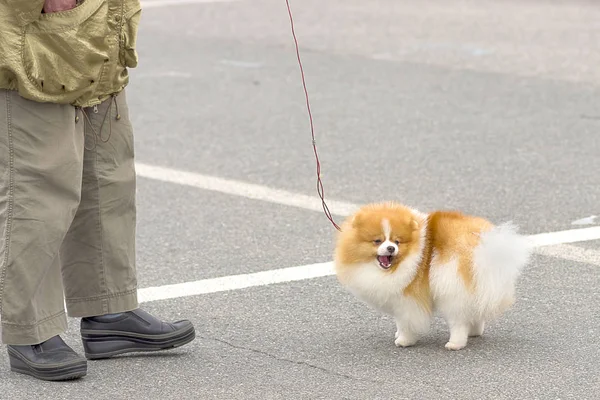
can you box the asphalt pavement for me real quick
[1,0,599,399]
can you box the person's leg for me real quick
[60,90,195,360]
[0,89,84,345]
[0,89,87,380]
[60,91,138,317]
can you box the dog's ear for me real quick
[351,210,364,228]
[411,219,419,231]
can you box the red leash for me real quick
[284,0,342,232]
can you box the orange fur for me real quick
[334,201,529,350]
[335,203,494,315]
[336,202,421,269]
[426,211,493,291]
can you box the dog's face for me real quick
[336,203,423,272]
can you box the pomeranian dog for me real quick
[334,202,531,350]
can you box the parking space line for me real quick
[139,262,333,303]
[527,226,600,247]
[135,162,600,303]
[136,163,600,241]
[135,162,358,216]
[138,233,600,304]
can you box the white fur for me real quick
[341,258,418,316]
[429,255,478,349]
[337,215,431,346]
[339,214,427,311]
[471,222,531,319]
[377,243,398,256]
[378,219,398,256]
[336,213,531,351]
[340,260,432,348]
[382,218,391,239]
[430,222,531,349]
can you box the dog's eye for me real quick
[394,240,400,245]
[373,239,382,245]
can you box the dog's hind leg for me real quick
[445,319,470,350]
[469,320,485,337]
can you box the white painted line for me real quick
[135,162,359,216]
[136,162,600,241]
[534,244,600,267]
[134,162,600,303]
[138,262,334,303]
[138,229,600,304]
[571,215,597,226]
[527,226,600,247]
[142,0,238,8]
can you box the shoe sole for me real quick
[81,324,196,360]
[7,348,87,381]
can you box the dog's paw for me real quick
[395,329,400,340]
[445,341,466,351]
[394,336,417,348]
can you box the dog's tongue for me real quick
[377,255,392,268]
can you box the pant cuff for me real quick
[66,289,139,318]
[1,311,68,345]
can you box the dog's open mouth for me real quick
[377,255,394,269]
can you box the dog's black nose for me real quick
[387,246,395,253]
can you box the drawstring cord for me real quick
[75,94,121,151]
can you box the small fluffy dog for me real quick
[334,202,531,350]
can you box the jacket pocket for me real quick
[21,0,110,96]
[119,3,142,68]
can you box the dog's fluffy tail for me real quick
[472,222,532,319]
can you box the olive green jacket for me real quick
[0,0,141,107]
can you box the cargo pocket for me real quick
[21,0,110,96]
[119,4,142,68]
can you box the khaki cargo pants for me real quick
[0,89,138,345]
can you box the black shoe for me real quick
[80,309,195,360]
[7,336,87,381]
